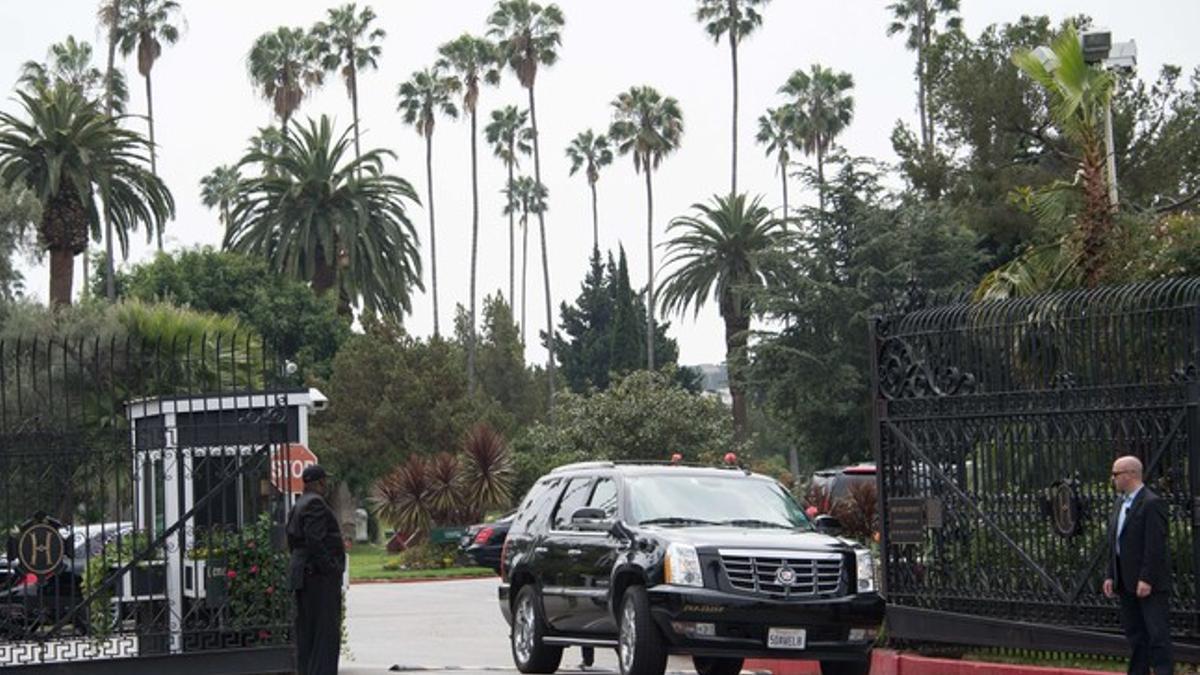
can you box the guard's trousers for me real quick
[295,572,342,675]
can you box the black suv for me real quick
[498,462,884,675]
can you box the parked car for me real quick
[499,461,883,675]
[807,464,876,514]
[460,512,514,574]
[0,522,134,636]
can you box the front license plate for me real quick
[767,628,807,650]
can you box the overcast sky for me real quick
[3,1,1198,366]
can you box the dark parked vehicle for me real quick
[498,462,884,675]
[807,464,876,514]
[461,512,514,573]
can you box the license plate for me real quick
[767,628,807,650]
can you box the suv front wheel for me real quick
[617,586,668,675]
[511,585,563,674]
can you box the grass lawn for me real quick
[348,543,495,582]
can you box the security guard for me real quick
[287,464,345,675]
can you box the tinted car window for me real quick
[627,474,810,529]
[552,477,593,530]
[588,478,618,519]
[511,477,561,535]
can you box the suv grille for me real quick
[719,550,844,598]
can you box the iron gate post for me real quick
[867,315,889,596]
[1190,306,1200,636]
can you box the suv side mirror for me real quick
[813,514,842,535]
[571,507,611,532]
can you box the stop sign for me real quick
[271,444,320,494]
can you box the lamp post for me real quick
[1082,30,1137,211]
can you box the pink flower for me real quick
[226,570,237,579]
[247,541,256,549]
[266,586,275,595]
[258,630,271,640]
[250,565,259,574]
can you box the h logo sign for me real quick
[17,523,65,576]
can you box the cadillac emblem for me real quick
[775,565,797,586]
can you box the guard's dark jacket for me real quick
[1107,487,1171,594]
[287,491,345,675]
[287,492,345,590]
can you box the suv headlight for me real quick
[855,549,877,593]
[665,543,704,587]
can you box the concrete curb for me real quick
[745,649,1117,675]
[350,574,498,585]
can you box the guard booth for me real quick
[124,388,325,655]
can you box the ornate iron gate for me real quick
[0,335,307,673]
[870,280,1200,656]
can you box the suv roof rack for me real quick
[549,459,752,474]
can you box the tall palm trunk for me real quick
[425,131,440,337]
[144,72,162,251]
[643,161,655,371]
[1079,138,1113,287]
[816,141,826,212]
[103,21,118,300]
[468,108,480,395]
[527,86,554,410]
[728,0,739,197]
[723,304,750,439]
[312,247,336,296]
[521,213,528,346]
[590,180,599,250]
[349,61,362,165]
[507,156,515,306]
[780,160,789,226]
[916,9,929,151]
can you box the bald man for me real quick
[1104,455,1173,675]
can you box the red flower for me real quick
[250,565,259,574]
[226,570,237,580]
[247,541,256,549]
[258,630,271,640]
[266,586,275,595]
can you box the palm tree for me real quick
[397,66,459,338]
[99,0,127,300]
[312,3,386,165]
[438,34,501,395]
[694,0,771,196]
[247,27,325,135]
[1011,25,1116,287]
[199,165,241,227]
[224,115,422,321]
[502,175,547,346]
[20,36,127,110]
[658,193,790,437]
[21,34,130,296]
[116,0,182,183]
[485,105,532,305]
[608,85,684,370]
[755,106,799,224]
[488,0,565,411]
[0,84,174,305]
[779,65,854,212]
[565,129,613,250]
[886,0,961,152]
[245,126,286,175]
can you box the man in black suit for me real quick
[1104,455,1173,675]
[288,464,346,675]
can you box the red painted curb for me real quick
[745,649,1116,675]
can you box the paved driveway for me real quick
[341,578,697,675]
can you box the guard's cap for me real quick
[301,464,330,483]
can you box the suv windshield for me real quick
[628,473,811,529]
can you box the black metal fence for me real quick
[0,335,301,672]
[870,279,1200,657]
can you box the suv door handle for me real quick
[567,548,583,557]
[534,546,549,554]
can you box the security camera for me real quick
[308,388,329,412]
[284,360,298,376]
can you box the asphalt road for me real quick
[341,577,700,675]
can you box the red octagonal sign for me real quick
[271,444,319,494]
